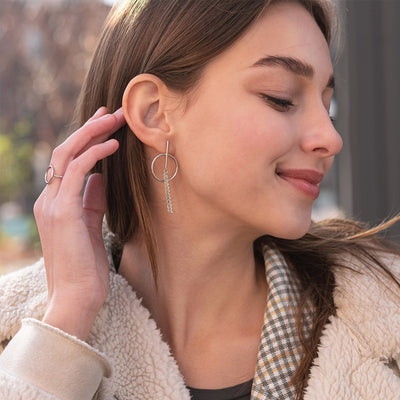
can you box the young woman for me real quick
[0,0,399,399]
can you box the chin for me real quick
[271,217,312,240]
[281,230,309,240]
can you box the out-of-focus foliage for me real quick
[0,121,34,203]
[0,0,111,270]
[1,0,111,143]
[0,0,111,207]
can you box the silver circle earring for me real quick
[151,140,178,213]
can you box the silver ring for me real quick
[45,165,64,184]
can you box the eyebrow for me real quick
[252,55,335,89]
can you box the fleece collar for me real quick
[0,237,399,399]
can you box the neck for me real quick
[119,217,267,355]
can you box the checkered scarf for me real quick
[251,245,314,400]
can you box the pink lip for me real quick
[276,169,324,199]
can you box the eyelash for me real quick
[261,94,294,111]
[262,94,337,125]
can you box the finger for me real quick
[57,139,119,201]
[113,107,125,126]
[61,112,122,161]
[83,107,108,126]
[60,108,125,161]
[82,174,110,274]
[82,173,106,232]
[75,108,126,158]
[45,111,124,192]
[82,173,110,281]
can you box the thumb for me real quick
[83,173,106,232]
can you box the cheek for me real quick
[180,120,294,200]
[175,88,295,186]
[228,106,296,169]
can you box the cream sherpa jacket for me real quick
[0,245,399,400]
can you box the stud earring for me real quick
[151,140,178,214]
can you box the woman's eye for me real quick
[261,94,294,111]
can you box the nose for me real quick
[300,107,343,157]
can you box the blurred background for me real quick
[0,0,399,274]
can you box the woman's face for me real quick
[170,1,343,240]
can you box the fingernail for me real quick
[93,106,106,117]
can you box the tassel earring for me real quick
[151,140,178,213]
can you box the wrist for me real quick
[42,299,100,341]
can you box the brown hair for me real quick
[76,0,399,398]
[77,0,335,283]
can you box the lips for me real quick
[276,168,324,199]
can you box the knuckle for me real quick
[33,198,42,218]
[51,142,67,162]
[51,209,63,223]
[68,159,83,174]
[51,144,64,159]
[50,205,67,223]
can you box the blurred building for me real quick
[332,0,400,240]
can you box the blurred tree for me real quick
[0,0,112,269]
[0,120,33,204]
[0,0,111,211]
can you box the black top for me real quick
[187,379,253,400]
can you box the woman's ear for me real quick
[122,74,172,153]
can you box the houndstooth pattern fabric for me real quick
[251,245,314,400]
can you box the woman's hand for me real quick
[34,107,125,340]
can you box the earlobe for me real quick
[122,74,171,152]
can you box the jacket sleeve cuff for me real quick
[0,318,112,400]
